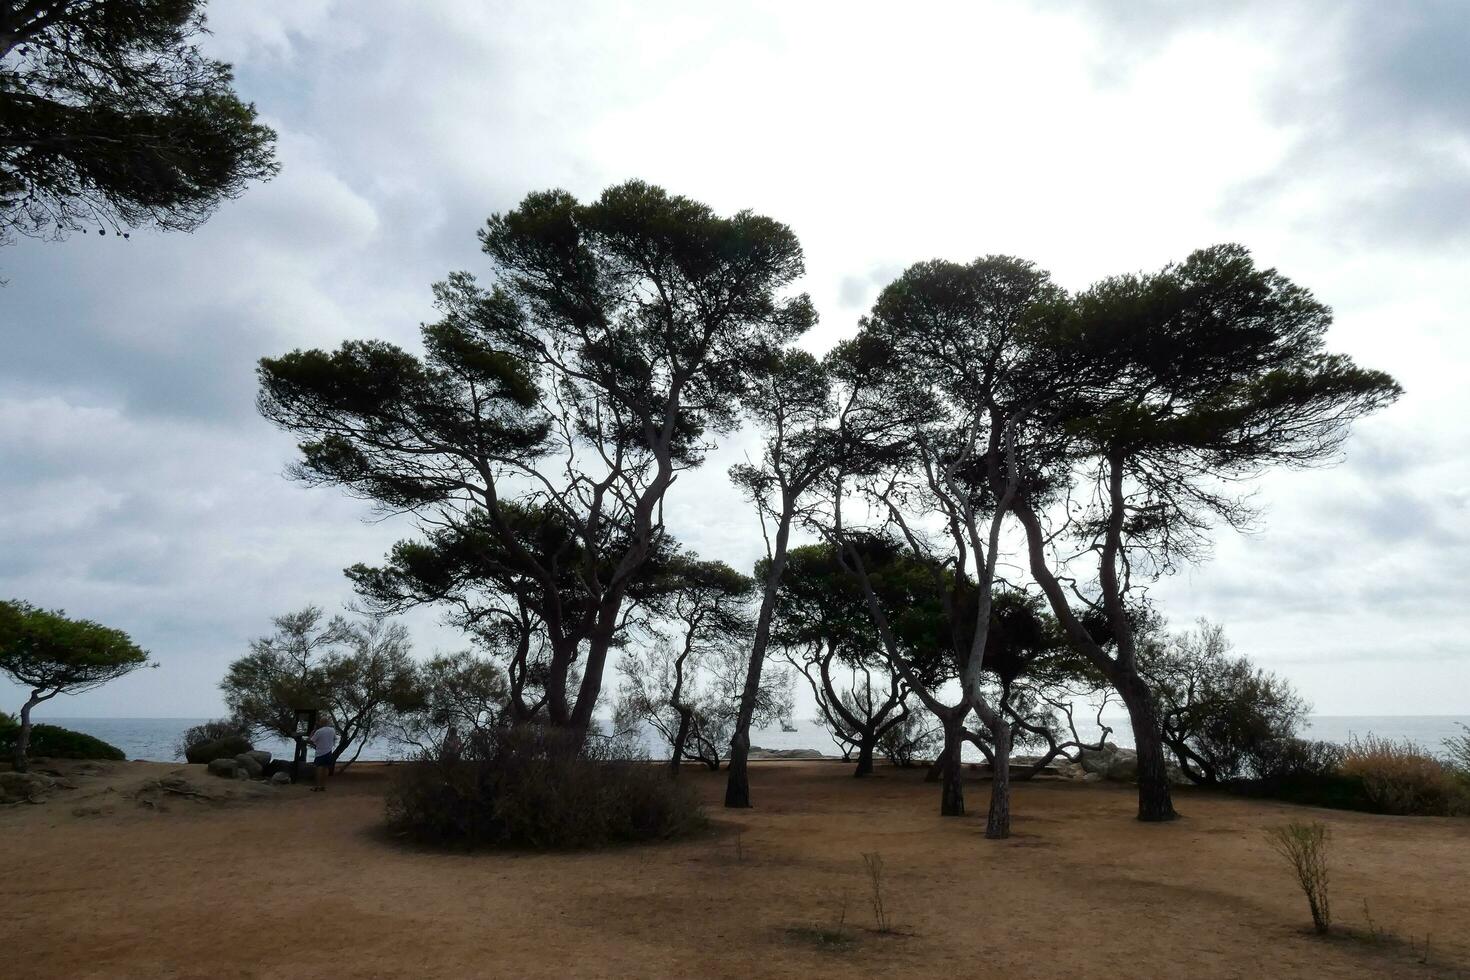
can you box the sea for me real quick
[28,714,1470,764]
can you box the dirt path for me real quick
[3,760,1467,979]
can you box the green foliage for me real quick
[393,651,508,753]
[176,718,252,762]
[385,724,706,849]
[0,720,124,761]
[1,0,278,243]
[0,600,152,695]
[1266,821,1332,934]
[183,733,252,765]
[1445,724,1470,781]
[223,607,419,766]
[1141,619,1310,783]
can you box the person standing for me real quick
[309,716,337,792]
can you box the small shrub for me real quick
[184,733,254,765]
[861,852,893,933]
[1251,738,1345,780]
[1265,820,1331,934]
[877,707,941,769]
[0,722,125,761]
[1342,734,1463,816]
[1444,724,1470,781]
[176,718,251,762]
[385,723,706,849]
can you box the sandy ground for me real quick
[3,759,1468,980]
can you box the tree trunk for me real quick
[925,743,945,783]
[725,728,752,808]
[1114,670,1178,822]
[669,708,692,777]
[13,695,39,773]
[985,718,1011,839]
[854,735,875,778]
[937,719,964,816]
[726,506,795,809]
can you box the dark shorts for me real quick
[313,752,335,772]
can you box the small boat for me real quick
[780,721,798,733]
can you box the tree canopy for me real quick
[0,0,278,243]
[0,599,151,770]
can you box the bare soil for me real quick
[3,759,1468,979]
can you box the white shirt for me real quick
[310,726,337,756]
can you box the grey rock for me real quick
[270,771,292,786]
[234,753,264,779]
[185,735,252,765]
[1105,752,1139,782]
[1081,771,1104,783]
[1077,746,1114,774]
[243,750,272,768]
[206,757,240,779]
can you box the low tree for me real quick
[0,600,151,771]
[1,0,278,245]
[772,543,911,777]
[616,556,762,773]
[1140,619,1309,784]
[393,651,508,755]
[222,607,418,768]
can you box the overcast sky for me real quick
[3,0,1467,720]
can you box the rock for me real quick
[186,735,253,765]
[206,757,240,779]
[0,770,57,803]
[1105,752,1139,782]
[1077,746,1114,775]
[242,750,272,768]
[270,771,292,786]
[234,753,264,779]
[1081,771,1104,783]
[747,747,830,760]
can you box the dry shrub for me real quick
[385,723,705,849]
[1266,820,1331,933]
[1341,734,1465,816]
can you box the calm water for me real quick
[31,714,1470,763]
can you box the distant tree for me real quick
[260,181,814,742]
[616,556,763,773]
[1007,244,1401,821]
[726,349,834,807]
[1139,619,1309,784]
[0,0,278,245]
[0,599,151,771]
[222,607,419,768]
[772,543,911,777]
[393,650,508,755]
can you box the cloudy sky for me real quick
[3,0,1467,720]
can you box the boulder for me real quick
[1105,751,1139,782]
[186,735,253,765]
[206,757,240,779]
[234,753,264,779]
[0,770,57,803]
[1077,746,1114,775]
[270,771,292,786]
[242,750,272,768]
[1081,771,1104,783]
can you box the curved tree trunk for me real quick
[13,694,41,773]
[1114,670,1177,821]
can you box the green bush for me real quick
[177,718,252,761]
[184,733,253,765]
[0,720,125,761]
[385,724,706,850]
